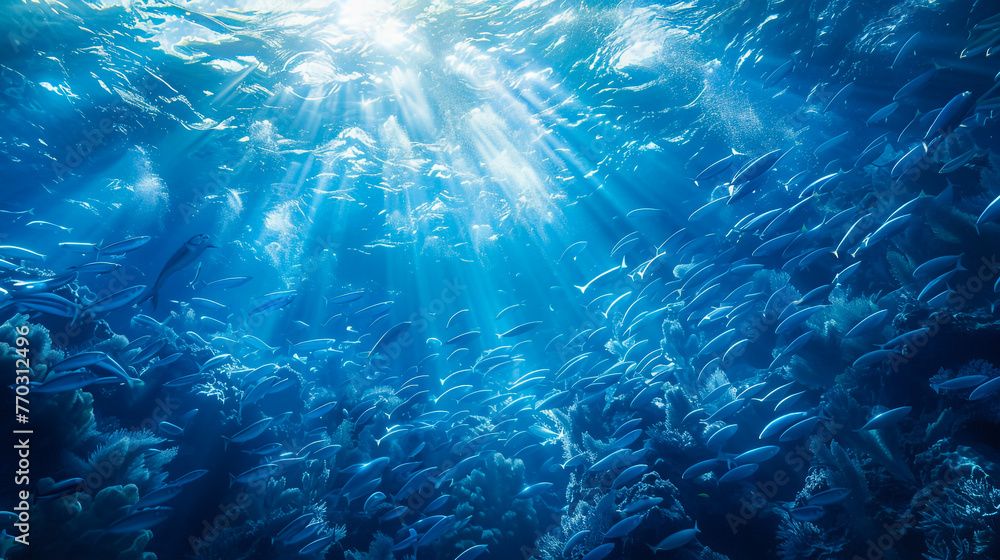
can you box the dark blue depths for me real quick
[1,1,1000,560]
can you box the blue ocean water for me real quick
[2,0,1000,559]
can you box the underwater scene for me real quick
[2,0,1000,559]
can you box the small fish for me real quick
[719,463,759,482]
[581,543,615,560]
[299,532,338,555]
[133,484,184,509]
[789,505,826,522]
[760,411,810,439]
[694,150,737,183]
[138,235,215,309]
[190,297,227,312]
[650,522,699,552]
[859,406,912,431]
[445,330,481,346]
[203,276,252,289]
[248,290,296,316]
[893,69,935,101]
[611,464,648,490]
[106,507,173,533]
[326,290,365,304]
[575,261,625,294]
[170,469,209,486]
[242,335,277,353]
[925,91,973,141]
[85,285,147,314]
[514,482,553,499]
[866,102,900,125]
[843,309,889,339]
[976,192,1000,233]
[0,245,45,261]
[26,220,73,233]
[682,458,718,479]
[853,348,899,369]
[733,446,781,465]
[775,305,825,335]
[163,373,209,388]
[891,31,921,69]
[69,261,120,274]
[200,353,233,373]
[368,322,412,359]
[732,148,785,186]
[454,544,488,560]
[28,370,102,393]
[159,422,184,437]
[37,477,85,499]
[499,321,542,338]
[806,488,851,506]
[823,82,853,113]
[604,514,644,539]
[354,300,393,317]
[223,417,273,447]
[763,59,793,89]
[815,131,850,156]
[303,401,338,420]
[10,272,77,294]
[98,235,152,255]
[779,416,823,442]
[969,376,1000,400]
[51,351,108,373]
[130,339,166,365]
[559,241,588,263]
[274,514,314,543]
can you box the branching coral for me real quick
[917,472,1000,560]
[59,428,177,495]
[775,510,849,560]
[532,494,607,560]
[346,532,395,560]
